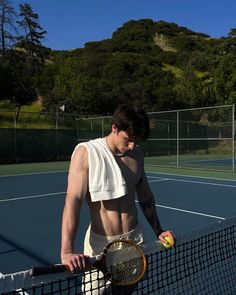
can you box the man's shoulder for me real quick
[71,144,88,168]
[127,145,144,159]
[135,145,144,155]
[72,144,88,156]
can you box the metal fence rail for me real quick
[0,105,235,172]
[145,104,235,172]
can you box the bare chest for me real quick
[115,155,141,188]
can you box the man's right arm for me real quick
[61,146,90,272]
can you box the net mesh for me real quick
[1,217,236,295]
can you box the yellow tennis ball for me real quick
[162,236,173,249]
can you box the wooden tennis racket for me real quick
[30,239,147,286]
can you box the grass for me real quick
[0,101,43,112]
[0,101,18,110]
[162,63,184,78]
[0,101,76,129]
[194,70,209,79]
[154,34,177,52]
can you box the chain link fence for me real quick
[0,105,235,172]
[143,104,235,172]
[0,111,79,163]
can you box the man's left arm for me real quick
[136,171,175,246]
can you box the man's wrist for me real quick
[156,228,164,237]
[61,250,73,259]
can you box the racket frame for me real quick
[30,239,147,286]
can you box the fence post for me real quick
[177,110,179,168]
[14,111,17,163]
[56,110,59,161]
[102,117,104,137]
[232,104,235,173]
[75,117,79,142]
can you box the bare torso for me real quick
[87,147,143,236]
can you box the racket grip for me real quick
[30,264,68,276]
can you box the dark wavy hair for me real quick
[112,104,150,141]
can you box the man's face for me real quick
[112,125,139,154]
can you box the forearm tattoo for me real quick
[139,197,163,237]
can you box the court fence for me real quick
[0,104,235,172]
[144,104,235,172]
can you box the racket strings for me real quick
[105,241,146,285]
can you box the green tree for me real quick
[228,28,236,38]
[0,0,17,55]
[0,57,14,99]
[32,19,236,114]
[213,54,236,104]
[34,61,58,110]
[52,57,105,115]
[0,51,38,104]
[16,3,47,57]
[174,66,202,107]
[112,19,155,53]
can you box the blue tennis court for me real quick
[0,169,236,275]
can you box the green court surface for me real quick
[1,160,236,181]
[0,161,70,176]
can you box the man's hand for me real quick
[159,230,176,248]
[61,253,90,273]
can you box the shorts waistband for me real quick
[89,222,143,243]
[84,222,145,256]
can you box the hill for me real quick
[1,19,236,115]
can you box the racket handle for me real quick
[30,264,68,276]
[29,257,98,276]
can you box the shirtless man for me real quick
[61,104,175,293]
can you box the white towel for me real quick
[72,138,127,202]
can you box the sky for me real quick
[11,0,236,51]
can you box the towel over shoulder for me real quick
[71,138,127,202]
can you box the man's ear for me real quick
[112,124,118,134]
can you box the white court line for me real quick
[0,170,67,178]
[148,178,169,183]
[1,190,225,220]
[0,179,227,220]
[135,200,225,220]
[147,176,236,188]
[0,180,167,203]
[156,204,225,220]
[146,170,236,183]
[146,178,226,219]
[0,192,66,203]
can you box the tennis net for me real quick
[0,216,236,295]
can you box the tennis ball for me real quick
[162,236,173,249]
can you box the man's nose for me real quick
[128,142,135,150]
